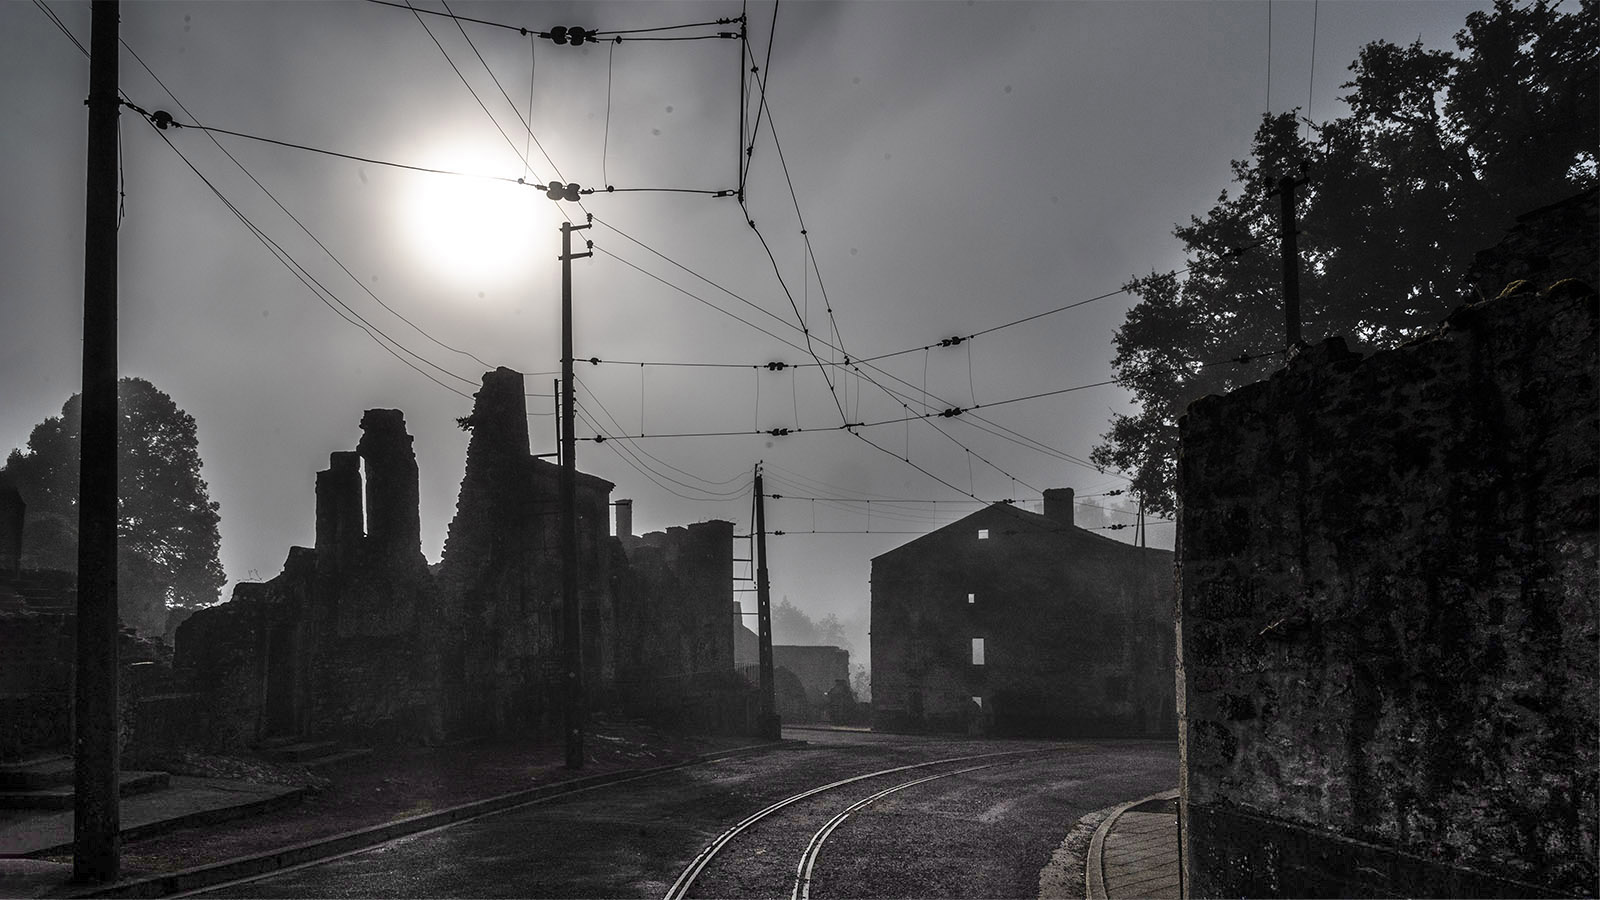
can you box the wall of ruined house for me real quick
[0,599,74,761]
[871,501,1174,737]
[1,569,193,761]
[614,520,751,733]
[177,410,444,747]
[771,645,849,722]
[434,367,618,740]
[173,367,751,749]
[1175,276,1598,895]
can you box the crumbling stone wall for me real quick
[614,520,750,732]
[1176,270,1597,892]
[176,368,747,748]
[435,368,617,739]
[177,411,444,746]
[0,604,73,760]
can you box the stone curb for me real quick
[67,739,804,899]
[1084,788,1178,900]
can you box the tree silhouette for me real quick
[1092,0,1598,515]
[4,378,224,635]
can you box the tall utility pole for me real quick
[1272,171,1309,353]
[752,463,779,740]
[559,219,591,770]
[75,0,121,883]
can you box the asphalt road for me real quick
[198,728,1177,899]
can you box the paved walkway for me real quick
[0,776,303,859]
[1086,788,1180,899]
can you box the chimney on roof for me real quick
[1043,488,1075,527]
[614,498,633,537]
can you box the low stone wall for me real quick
[1176,275,1597,896]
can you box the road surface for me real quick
[199,727,1177,898]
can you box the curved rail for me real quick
[663,748,1061,900]
[791,761,1001,900]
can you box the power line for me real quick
[589,217,1121,489]
[403,0,547,188]
[365,0,739,42]
[1305,0,1319,140]
[118,105,531,184]
[112,40,500,392]
[118,105,731,201]
[147,127,475,401]
[575,379,755,498]
[438,0,567,186]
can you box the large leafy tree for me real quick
[1092,0,1597,515]
[4,377,224,634]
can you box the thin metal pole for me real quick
[75,0,121,883]
[753,463,778,739]
[559,220,590,769]
[560,222,582,769]
[1277,173,1304,352]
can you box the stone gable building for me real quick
[870,489,1175,736]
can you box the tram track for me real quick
[663,747,1071,900]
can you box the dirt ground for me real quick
[38,717,761,880]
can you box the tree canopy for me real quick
[1091,0,1598,516]
[4,377,224,634]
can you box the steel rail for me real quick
[791,761,1002,900]
[662,748,1064,900]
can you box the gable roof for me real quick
[870,500,1166,564]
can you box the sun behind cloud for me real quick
[398,144,559,286]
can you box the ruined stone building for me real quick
[731,617,856,723]
[870,489,1174,736]
[174,367,751,749]
[1176,188,1597,897]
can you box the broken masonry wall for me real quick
[177,409,444,748]
[529,457,617,708]
[435,368,543,738]
[615,519,750,733]
[436,368,619,740]
[1175,276,1597,894]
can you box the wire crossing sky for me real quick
[1,0,1490,654]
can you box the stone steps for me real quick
[303,748,375,771]
[0,755,72,791]
[259,738,372,770]
[0,770,171,810]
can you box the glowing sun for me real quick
[400,146,554,283]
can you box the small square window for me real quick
[971,695,984,708]
[967,593,976,604]
[971,637,986,665]
[977,528,989,540]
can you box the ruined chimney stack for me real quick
[357,409,423,561]
[615,499,633,538]
[315,451,363,572]
[1042,488,1075,527]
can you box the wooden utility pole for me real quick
[753,463,779,739]
[75,0,121,883]
[559,219,591,770]
[1273,172,1309,353]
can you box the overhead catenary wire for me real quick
[145,125,475,401]
[109,39,501,392]
[366,0,738,42]
[438,0,568,187]
[734,48,1138,498]
[589,216,1208,487]
[1304,0,1319,140]
[404,0,547,186]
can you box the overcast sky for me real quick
[1,0,1488,657]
